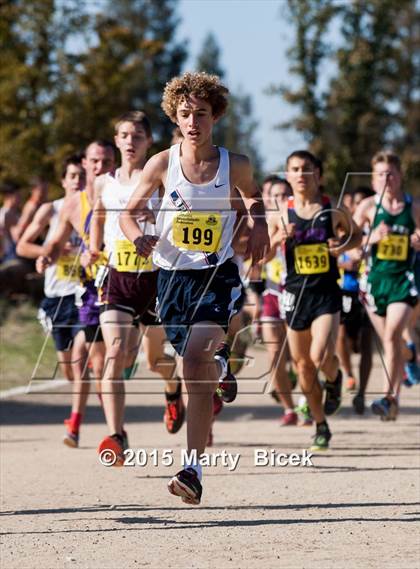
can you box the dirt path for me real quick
[1,349,419,569]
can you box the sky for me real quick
[177,0,306,174]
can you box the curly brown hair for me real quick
[161,72,229,122]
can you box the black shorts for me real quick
[38,294,80,352]
[157,258,245,355]
[341,291,371,339]
[100,268,158,326]
[248,280,266,296]
[84,324,103,343]
[284,286,342,331]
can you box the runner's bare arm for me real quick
[41,204,74,264]
[16,203,54,259]
[329,205,363,256]
[89,175,107,260]
[119,152,168,250]
[230,154,270,264]
[410,199,420,251]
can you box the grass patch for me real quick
[0,302,58,391]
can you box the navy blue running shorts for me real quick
[157,258,245,355]
[38,294,80,352]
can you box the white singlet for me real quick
[44,199,80,298]
[102,169,158,273]
[153,144,236,270]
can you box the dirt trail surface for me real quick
[1,348,419,569]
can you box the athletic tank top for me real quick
[153,144,236,270]
[339,252,359,293]
[79,190,106,282]
[102,169,158,273]
[285,195,339,291]
[44,199,80,298]
[370,193,415,274]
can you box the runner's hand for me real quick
[134,235,158,258]
[80,250,99,268]
[369,221,391,245]
[328,237,347,257]
[410,230,420,252]
[36,255,52,274]
[278,222,295,243]
[247,220,270,265]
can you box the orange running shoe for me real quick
[97,435,125,467]
[345,376,357,392]
[164,394,185,434]
[63,419,79,448]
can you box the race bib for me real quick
[377,234,408,261]
[56,255,82,281]
[114,240,153,272]
[294,243,330,275]
[266,258,284,284]
[173,213,222,253]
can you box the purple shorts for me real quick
[78,280,101,327]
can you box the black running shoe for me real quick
[324,369,343,416]
[352,393,365,415]
[215,344,238,403]
[310,422,332,452]
[168,468,203,505]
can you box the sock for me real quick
[69,412,82,434]
[123,363,137,380]
[165,378,181,401]
[185,462,203,481]
[406,342,417,363]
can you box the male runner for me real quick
[120,72,269,504]
[17,155,85,382]
[354,151,420,419]
[37,140,116,445]
[85,111,185,462]
[270,150,362,450]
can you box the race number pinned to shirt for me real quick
[266,258,284,284]
[294,243,330,275]
[56,255,81,281]
[377,234,408,261]
[114,240,153,272]
[172,212,222,253]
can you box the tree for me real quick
[196,32,262,177]
[272,0,419,193]
[53,0,187,163]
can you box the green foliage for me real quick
[0,0,187,189]
[273,0,419,194]
[196,32,263,178]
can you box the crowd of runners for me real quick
[2,71,419,506]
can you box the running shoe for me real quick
[324,369,343,416]
[63,429,79,448]
[280,411,298,426]
[371,396,396,420]
[164,393,185,434]
[372,397,399,421]
[215,344,238,403]
[345,376,357,392]
[168,468,203,505]
[122,429,129,451]
[310,422,332,452]
[352,393,365,415]
[295,399,313,426]
[404,361,420,386]
[97,434,125,467]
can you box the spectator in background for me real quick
[0,182,21,262]
[11,177,48,243]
